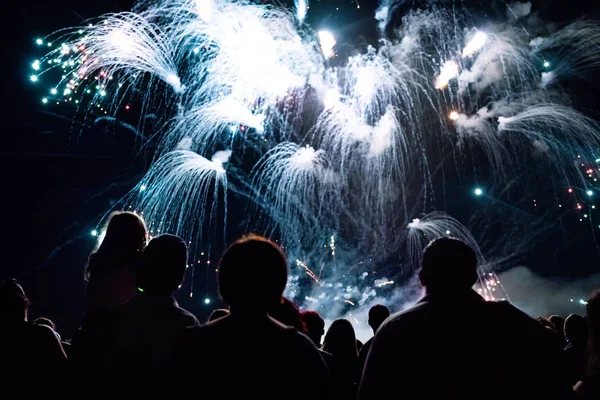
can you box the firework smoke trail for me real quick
[32,0,600,317]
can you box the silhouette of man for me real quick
[563,313,588,386]
[301,310,326,347]
[164,234,329,399]
[358,304,389,370]
[359,237,568,400]
[67,234,198,398]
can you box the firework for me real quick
[32,0,600,322]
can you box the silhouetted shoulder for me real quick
[376,301,429,333]
[179,308,199,326]
[30,323,66,352]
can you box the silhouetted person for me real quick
[575,290,600,398]
[85,211,147,311]
[0,280,66,393]
[68,234,198,398]
[301,310,326,347]
[356,338,363,354]
[207,308,229,322]
[164,234,329,399]
[300,310,337,375]
[322,319,360,399]
[33,316,56,330]
[564,313,588,386]
[33,316,72,356]
[358,304,390,370]
[359,237,568,400]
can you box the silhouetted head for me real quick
[86,211,147,280]
[32,317,55,330]
[137,234,187,295]
[0,279,29,321]
[207,308,230,322]
[419,237,478,293]
[537,317,557,332]
[549,315,565,339]
[587,290,600,371]
[564,314,587,346]
[368,304,390,333]
[270,297,305,332]
[301,311,325,347]
[322,319,357,360]
[218,234,288,313]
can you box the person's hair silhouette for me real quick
[86,211,147,280]
[564,314,587,345]
[137,234,188,294]
[218,234,288,312]
[322,318,357,360]
[368,304,390,334]
[419,237,478,292]
[0,279,30,321]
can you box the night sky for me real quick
[2,0,600,337]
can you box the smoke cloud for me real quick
[498,266,600,318]
[507,2,532,21]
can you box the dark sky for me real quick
[1,0,600,336]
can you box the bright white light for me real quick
[195,0,213,22]
[474,188,483,196]
[50,88,57,95]
[42,98,48,104]
[323,88,339,109]
[407,218,422,229]
[543,60,550,68]
[91,230,98,236]
[449,111,459,120]
[587,190,593,196]
[435,60,459,89]
[290,145,318,168]
[296,0,308,23]
[355,66,376,104]
[100,90,106,96]
[64,88,72,95]
[318,30,336,59]
[30,75,38,82]
[140,184,147,191]
[165,73,183,93]
[579,299,588,305]
[193,47,200,54]
[462,31,487,58]
[107,28,136,53]
[32,60,40,70]
[36,38,43,45]
[204,297,211,304]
